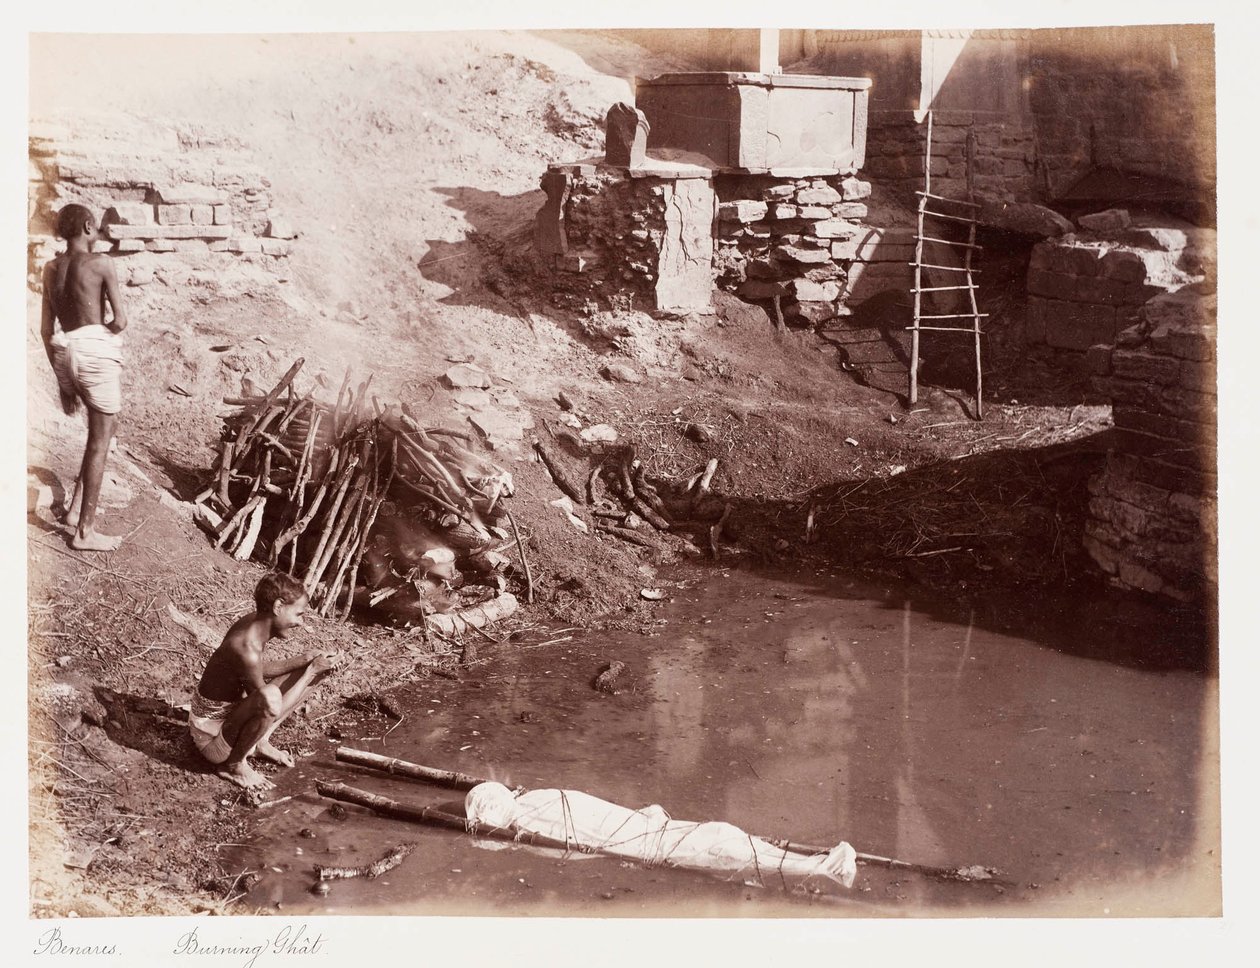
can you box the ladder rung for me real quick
[916,234,983,250]
[920,209,977,224]
[912,285,977,292]
[911,262,980,272]
[915,190,980,208]
[917,313,990,320]
[906,325,986,333]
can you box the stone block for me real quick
[797,205,832,220]
[174,239,209,253]
[1072,274,1145,306]
[189,204,214,225]
[790,301,840,325]
[718,200,768,223]
[228,238,264,254]
[762,184,796,199]
[796,186,842,205]
[1026,268,1079,299]
[1112,348,1182,385]
[1096,250,1150,284]
[1031,241,1103,277]
[833,203,869,219]
[209,240,232,252]
[146,239,177,252]
[91,240,114,253]
[775,245,833,266]
[1077,208,1132,233]
[106,224,232,240]
[265,215,297,240]
[771,203,798,219]
[213,205,233,225]
[155,183,227,205]
[839,176,872,200]
[790,279,841,302]
[1145,290,1216,361]
[1043,300,1117,351]
[116,239,145,253]
[158,204,192,225]
[811,219,863,239]
[261,238,291,256]
[1179,360,1216,394]
[104,202,153,226]
[1085,344,1113,376]
[534,170,570,257]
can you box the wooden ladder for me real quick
[908,110,986,419]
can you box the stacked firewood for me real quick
[195,358,518,621]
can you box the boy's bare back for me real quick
[44,251,116,332]
[197,616,270,703]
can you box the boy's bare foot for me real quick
[70,528,122,552]
[254,741,295,768]
[217,761,275,791]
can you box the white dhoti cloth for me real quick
[465,782,858,888]
[50,324,124,415]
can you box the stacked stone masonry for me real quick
[28,124,295,288]
[1083,286,1217,602]
[863,112,1038,208]
[1025,222,1209,373]
[539,162,926,326]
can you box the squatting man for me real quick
[191,572,344,790]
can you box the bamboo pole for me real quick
[333,748,499,790]
[503,507,533,604]
[340,435,397,621]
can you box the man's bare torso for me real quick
[46,252,110,332]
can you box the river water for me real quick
[234,566,1219,917]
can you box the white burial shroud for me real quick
[465,781,857,888]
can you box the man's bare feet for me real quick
[217,760,275,791]
[254,741,295,768]
[70,528,122,552]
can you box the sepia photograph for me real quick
[13,1,1249,962]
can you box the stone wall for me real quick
[1083,286,1216,602]
[1025,215,1212,372]
[1027,25,1215,200]
[863,111,1038,207]
[28,122,294,290]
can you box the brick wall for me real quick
[28,122,294,289]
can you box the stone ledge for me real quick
[106,224,232,240]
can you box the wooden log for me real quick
[394,475,468,518]
[322,458,376,616]
[270,414,324,568]
[241,357,305,444]
[533,441,585,505]
[596,524,655,548]
[216,439,235,507]
[333,367,352,439]
[305,455,364,597]
[340,435,397,621]
[709,503,732,560]
[306,453,367,597]
[316,842,415,881]
[503,507,533,605]
[334,748,498,790]
[232,498,268,561]
[272,448,341,571]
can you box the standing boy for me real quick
[39,203,128,551]
[190,572,341,791]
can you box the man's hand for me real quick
[311,652,340,675]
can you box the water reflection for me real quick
[237,568,1218,915]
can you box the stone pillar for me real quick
[533,169,570,257]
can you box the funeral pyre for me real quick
[192,359,522,632]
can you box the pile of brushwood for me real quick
[192,359,523,633]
